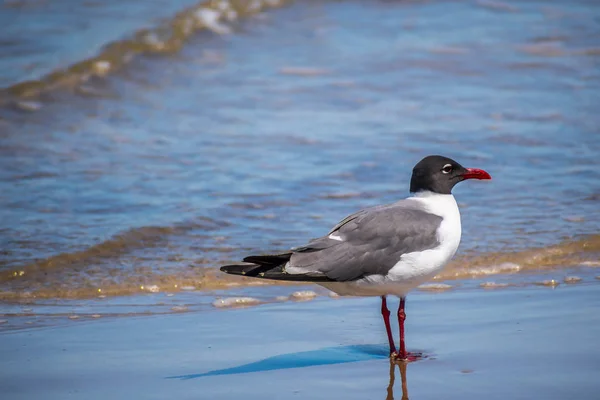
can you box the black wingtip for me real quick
[220,262,276,277]
[219,264,248,275]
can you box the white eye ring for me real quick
[442,164,453,174]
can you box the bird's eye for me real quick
[442,164,453,174]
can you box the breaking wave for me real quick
[0,0,291,106]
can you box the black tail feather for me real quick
[220,253,333,282]
[243,253,292,266]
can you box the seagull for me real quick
[220,155,491,360]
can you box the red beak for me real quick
[462,168,492,180]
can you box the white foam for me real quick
[417,283,452,291]
[470,262,521,276]
[581,261,600,267]
[195,8,231,35]
[290,290,318,300]
[563,276,582,284]
[143,285,160,293]
[212,297,261,308]
[480,282,509,289]
[92,60,111,76]
[16,101,42,112]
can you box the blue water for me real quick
[0,0,201,88]
[0,0,599,298]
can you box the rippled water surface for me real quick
[1,0,599,302]
[0,0,202,88]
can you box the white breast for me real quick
[387,192,462,282]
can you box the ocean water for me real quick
[0,0,599,304]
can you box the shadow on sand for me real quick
[168,344,412,399]
[167,344,388,380]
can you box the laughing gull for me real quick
[221,155,491,360]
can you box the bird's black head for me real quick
[410,155,491,195]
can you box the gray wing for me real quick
[287,201,442,281]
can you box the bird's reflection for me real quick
[168,344,412,399]
[387,360,409,400]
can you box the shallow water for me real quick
[2,283,600,399]
[1,0,599,301]
[1,269,597,331]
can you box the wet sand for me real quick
[2,282,599,399]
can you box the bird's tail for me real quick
[220,253,332,282]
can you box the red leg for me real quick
[397,297,407,359]
[381,296,397,356]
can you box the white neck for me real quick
[409,190,459,219]
[413,190,462,263]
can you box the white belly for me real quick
[321,192,462,297]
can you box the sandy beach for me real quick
[3,281,599,399]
